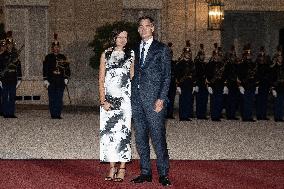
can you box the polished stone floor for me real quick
[0,108,283,160]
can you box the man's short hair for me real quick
[138,16,155,25]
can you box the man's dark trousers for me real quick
[48,85,64,117]
[2,84,16,116]
[274,93,284,120]
[132,92,169,176]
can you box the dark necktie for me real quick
[140,42,146,67]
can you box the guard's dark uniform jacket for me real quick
[237,59,257,90]
[255,54,272,88]
[43,53,70,87]
[205,58,226,89]
[271,63,284,93]
[1,49,22,85]
[0,49,22,118]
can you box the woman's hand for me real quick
[101,101,112,111]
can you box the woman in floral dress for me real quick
[99,28,134,182]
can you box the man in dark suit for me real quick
[131,16,171,187]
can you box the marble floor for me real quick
[0,108,283,160]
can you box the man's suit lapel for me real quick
[142,40,158,68]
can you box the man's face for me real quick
[138,19,154,41]
[0,45,6,53]
[52,45,60,54]
[7,43,13,51]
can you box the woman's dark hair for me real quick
[105,27,131,61]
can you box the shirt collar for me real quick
[141,37,153,46]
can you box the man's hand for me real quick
[44,80,50,88]
[16,80,21,89]
[272,90,277,98]
[207,86,213,95]
[194,86,199,93]
[223,86,229,95]
[154,99,164,113]
[0,81,2,88]
[101,101,112,111]
[64,79,69,85]
[239,86,245,95]
[176,87,181,95]
[255,86,259,95]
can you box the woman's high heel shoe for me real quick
[114,168,126,182]
[105,167,117,181]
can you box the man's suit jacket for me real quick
[131,39,171,106]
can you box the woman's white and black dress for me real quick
[100,49,134,162]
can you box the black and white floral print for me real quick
[100,50,134,162]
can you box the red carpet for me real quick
[0,160,283,189]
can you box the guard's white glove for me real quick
[223,86,229,95]
[16,80,21,89]
[44,80,50,88]
[176,87,181,95]
[192,87,196,94]
[255,87,259,95]
[0,81,2,88]
[195,86,199,93]
[207,86,213,95]
[272,90,277,98]
[64,79,69,85]
[239,86,245,95]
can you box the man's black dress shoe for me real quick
[51,116,62,119]
[211,118,221,121]
[227,117,239,120]
[131,175,152,183]
[166,115,175,119]
[197,117,208,120]
[242,119,256,122]
[4,115,17,118]
[180,118,191,121]
[159,176,171,186]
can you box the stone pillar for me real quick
[3,0,49,104]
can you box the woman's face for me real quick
[115,31,128,48]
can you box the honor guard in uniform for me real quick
[223,45,240,120]
[1,31,22,118]
[213,43,219,54]
[194,44,208,119]
[271,45,284,122]
[166,42,176,119]
[237,44,257,122]
[43,34,71,119]
[176,47,196,121]
[183,40,191,53]
[0,39,7,116]
[206,48,226,121]
[255,46,272,120]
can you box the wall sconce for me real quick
[207,0,224,30]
